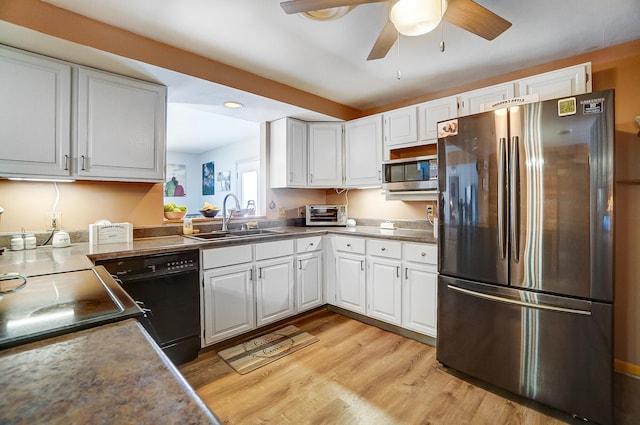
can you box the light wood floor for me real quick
[180,309,636,425]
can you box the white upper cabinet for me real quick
[457,82,516,117]
[0,45,72,178]
[517,63,591,101]
[417,96,458,143]
[383,106,418,148]
[0,45,167,182]
[75,68,167,182]
[308,122,343,187]
[270,117,308,188]
[344,115,383,187]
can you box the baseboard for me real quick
[615,359,640,377]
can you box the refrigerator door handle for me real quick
[498,137,507,260]
[510,136,520,262]
[447,284,592,316]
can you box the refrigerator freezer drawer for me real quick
[436,276,613,425]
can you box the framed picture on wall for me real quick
[165,164,186,197]
[217,170,231,192]
[202,162,215,195]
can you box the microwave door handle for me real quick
[498,137,507,260]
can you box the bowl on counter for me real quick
[199,209,220,218]
[164,211,187,220]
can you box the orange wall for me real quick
[0,181,163,233]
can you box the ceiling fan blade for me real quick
[280,0,386,15]
[367,19,397,60]
[444,0,512,40]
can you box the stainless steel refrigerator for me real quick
[436,89,614,425]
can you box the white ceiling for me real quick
[4,0,640,153]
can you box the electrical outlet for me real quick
[298,207,305,217]
[426,205,434,219]
[46,213,61,230]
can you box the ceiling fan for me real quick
[280,0,511,60]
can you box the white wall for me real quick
[166,133,260,215]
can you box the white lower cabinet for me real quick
[296,236,324,312]
[402,243,438,337]
[202,263,255,345]
[256,256,295,326]
[331,235,438,337]
[367,239,402,326]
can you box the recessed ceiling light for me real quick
[224,101,243,109]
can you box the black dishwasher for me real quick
[96,250,200,365]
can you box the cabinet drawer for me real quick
[367,239,402,260]
[334,236,365,254]
[403,243,437,265]
[202,244,252,269]
[255,239,294,260]
[296,236,323,253]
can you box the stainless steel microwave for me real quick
[305,205,348,226]
[382,155,438,191]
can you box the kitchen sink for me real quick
[185,229,282,241]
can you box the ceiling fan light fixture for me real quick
[390,0,448,36]
[302,6,354,21]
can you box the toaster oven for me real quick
[305,205,348,226]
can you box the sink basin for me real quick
[185,229,282,241]
[226,229,282,237]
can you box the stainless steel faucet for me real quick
[221,193,241,231]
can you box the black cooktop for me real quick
[0,267,142,349]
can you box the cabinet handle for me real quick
[310,173,313,183]
[64,154,69,171]
[258,268,262,279]
[421,252,426,257]
[346,243,351,247]
[249,269,253,281]
[381,247,386,251]
[81,155,87,171]
[309,242,314,246]
[299,260,302,270]
[396,266,400,278]
[360,260,364,271]
[378,170,381,180]
[405,267,408,280]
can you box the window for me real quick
[237,159,259,214]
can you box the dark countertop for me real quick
[0,225,436,273]
[0,319,220,425]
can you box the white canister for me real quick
[10,235,24,251]
[24,234,37,250]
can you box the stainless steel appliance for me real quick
[382,155,438,192]
[97,250,201,365]
[436,90,614,425]
[305,204,348,226]
[0,267,142,349]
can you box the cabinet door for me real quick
[344,115,383,187]
[308,122,343,187]
[402,263,438,337]
[202,264,255,346]
[0,46,71,178]
[297,251,323,312]
[368,257,402,326]
[418,96,458,142]
[256,257,295,326]
[384,106,417,148]
[457,83,516,116]
[335,253,366,314]
[517,63,591,101]
[76,68,166,182]
[269,117,308,188]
